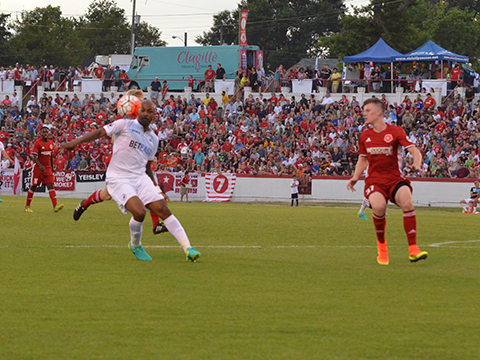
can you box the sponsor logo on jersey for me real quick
[40,151,52,156]
[366,146,393,155]
[129,140,152,155]
[384,134,393,143]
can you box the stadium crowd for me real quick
[0,63,479,179]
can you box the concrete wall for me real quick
[3,176,473,208]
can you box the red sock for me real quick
[84,190,103,209]
[372,213,386,244]
[49,189,57,207]
[26,189,34,206]
[403,209,417,246]
[150,212,160,225]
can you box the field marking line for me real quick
[428,240,480,247]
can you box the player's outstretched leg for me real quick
[0,197,3,203]
[74,189,108,221]
[151,212,169,235]
[163,214,200,262]
[358,197,368,220]
[48,187,64,212]
[128,217,152,261]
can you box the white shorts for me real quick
[107,174,164,214]
[463,198,476,204]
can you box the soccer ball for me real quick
[117,95,141,119]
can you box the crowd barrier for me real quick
[0,169,474,208]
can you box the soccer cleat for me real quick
[463,210,470,214]
[153,221,169,235]
[377,242,389,265]
[359,212,368,220]
[0,197,3,203]
[54,204,64,212]
[128,242,152,261]
[409,248,428,263]
[73,200,86,221]
[24,206,33,213]
[186,247,201,262]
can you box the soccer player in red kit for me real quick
[347,98,428,265]
[25,126,64,213]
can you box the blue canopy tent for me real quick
[393,40,469,79]
[344,38,403,63]
[393,40,469,63]
[343,38,403,92]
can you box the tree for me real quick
[8,6,88,67]
[0,14,13,64]
[318,0,480,69]
[196,0,345,71]
[317,0,431,59]
[134,22,167,48]
[79,0,131,55]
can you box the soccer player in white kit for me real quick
[62,100,201,261]
[0,141,13,203]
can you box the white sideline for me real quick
[1,241,480,249]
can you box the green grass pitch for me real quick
[1,196,479,359]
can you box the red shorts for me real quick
[31,165,54,186]
[364,177,412,205]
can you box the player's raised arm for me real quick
[347,155,368,192]
[62,128,107,150]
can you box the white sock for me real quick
[359,198,368,213]
[129,217,144,248]
[462,205,468,211]
[163,214,191,252]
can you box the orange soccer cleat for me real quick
[377,241,389,265]
[409,245,428,263]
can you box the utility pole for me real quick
[130,0,136,55]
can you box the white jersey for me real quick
[291,180,299,194]
[104,119,159,180]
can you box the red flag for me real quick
[239,10,248,46]
[13,157,21,195]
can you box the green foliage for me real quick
[134,22,167,48]
[1,0,165,67]
[318,0,480,68]
[79,0,131,55]
[196,0,345,71]
[1,197,480,359]
[8,6,88,67]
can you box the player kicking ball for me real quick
[73,89,168,236]
[25,126,64,213]
[62,100,200,262]
[347,98,427,265]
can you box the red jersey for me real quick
[204,69,215,81]
[180,175,190,185]
[94,67,105,79]
[359,124,413,184]
[424,97,436,109]
[451,68,461,81]
[32,138,55,169]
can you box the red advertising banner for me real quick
[239,10,248,46]
[156,172,200,198]
[54,170,75,191]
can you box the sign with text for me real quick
[54,170,75,191]
[76,170,106,183]
[156,172,200,198]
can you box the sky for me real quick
[0,0,241,46]
[0,0,367,46]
